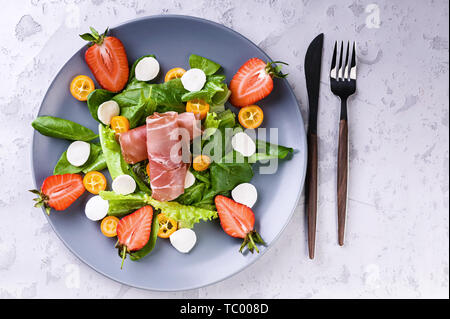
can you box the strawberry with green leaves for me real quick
[229,58,287,107]
[116,205,154,268]
[214,195,265,253]
[80,27,129,93]
[30,174,85,215]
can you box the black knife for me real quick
[304,33,324,259]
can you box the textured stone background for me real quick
[0,0,448,298]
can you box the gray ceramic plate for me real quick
[32,15,307,291]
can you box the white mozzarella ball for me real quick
[66,141,90,167]
[170,228,197,253]
[232,183,258,208]
[181,68,206,92]
[231,132,256,157]
[112,175,136,195]
[85,195,109,221]
[184,170,196,189]
[135,57,160,81]
[97,100,120,125]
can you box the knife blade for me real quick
[304,33,324,259]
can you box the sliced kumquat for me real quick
[70,75,95,101]
[101,216,120,237]
[193,155,211,172]
[83,171,107,194]
[164,67,186,82]
[157,214,178,238]
[146,163,150,177]
[111,116,130,134]
[186,99,210,120]
[238,105,264,129]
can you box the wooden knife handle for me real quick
[306,132,318,259]
[337,119,348,246]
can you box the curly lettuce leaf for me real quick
[148,198,217,229]
[100,191,218,228]
[98,124,130,179]
[100,191,148,216]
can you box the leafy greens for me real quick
[32,116,98,141]
[53,143,106,175]
[100,191,218,229]
[189,54,221,75]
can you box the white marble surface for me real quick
[0,0,448,299]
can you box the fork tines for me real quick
[330,41,356,82]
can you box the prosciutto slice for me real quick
[146,112,190,202]
[177,112,202,140]
[119,113,200,164]
[119,126,147,164]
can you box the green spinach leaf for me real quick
[209,162,254,193]
[82,153,107,173]
[114,79,186,117]
[87,89,116,123]
[111,86,154,128]
[53,143,103,175]
[175,182,206,206]
[32,116,98,141]
[248,140,294,163]
[181,81,228,104]
[151,79,187,113]
[189,54,221,75]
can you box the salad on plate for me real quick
[31,27,294,268]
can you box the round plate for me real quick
[32,15,307,291]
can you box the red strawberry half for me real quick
[214,195,265,253]
[80,27,129,92]
[229,58,287,107]
[116,205,153,268]
[30,174,85,215]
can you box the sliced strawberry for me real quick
[30,174,85,215]
[116,205,153,268]
[80,27,129,92]
[214,195,265,253]
[229,58,287,107]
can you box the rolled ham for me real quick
[119,126,147,164]
[177,112,202,140]
[146,112,189,201]
[119,112,201,165]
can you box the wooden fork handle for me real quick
[306,132,318,259]
[337,119,348,246]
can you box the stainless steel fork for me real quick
[330,41,357,246]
